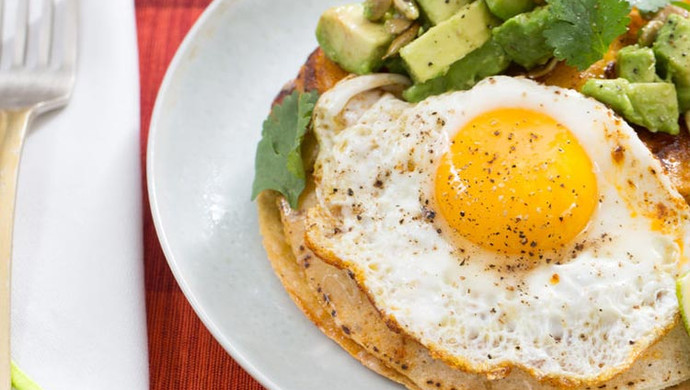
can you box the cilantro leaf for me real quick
[628,0,671,12]
[544,0,631,70]
[251,90,319,208]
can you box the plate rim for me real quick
[146,1,281,388]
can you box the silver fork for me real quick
[0,0,77,387]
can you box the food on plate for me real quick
[307,75,686,384]
[398,0,497,83]
[253,1,690,389]
[317,3,396,75]
[582,78,680,134]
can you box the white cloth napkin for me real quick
[10,1,149,389]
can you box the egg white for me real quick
[305,76,690,385]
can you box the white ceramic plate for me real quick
[147,0,401,388]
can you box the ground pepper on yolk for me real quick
[434,108,598,257]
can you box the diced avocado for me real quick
[678,86,690,112]
[616,45,659,83]
[316,3,396,74]
[492,6,554,69]
[399,0,498,83]
[403,39,510,102]
[581,79,635,115]
[653,14,690,87]
[486,0,536,20]
[627,83,680,134]
[417,0,471,25]
[582,79,680,135]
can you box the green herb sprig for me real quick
[251,90,319,208]
[545,0,631,70]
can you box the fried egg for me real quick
[305,75,690,386]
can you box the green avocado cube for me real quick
[492,6,554,69]
[581,79,636,116]
[316,3,395,74]
[653,14,690,87]
[627,83,680,134]
[403,39,510,102]
[417,0,471,25]
[582,79,680,135]
[400,0,498,83]
[616,45,658,83]
[486,0,536,20]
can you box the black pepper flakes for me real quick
[422,207,436,221]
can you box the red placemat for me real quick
[136,1,265,389]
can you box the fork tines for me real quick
[0,0,77,72]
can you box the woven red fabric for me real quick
[136,1,265,389]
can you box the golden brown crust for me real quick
[295,48,350,95]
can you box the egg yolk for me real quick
[435,108,598,256]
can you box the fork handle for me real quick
[0,109,32,390]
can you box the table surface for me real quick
[136,0,265,388]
